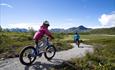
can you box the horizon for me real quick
[0,25,115,30]
[0,0,115,30]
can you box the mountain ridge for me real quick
[50,25,91,33]
[1,25,115,34]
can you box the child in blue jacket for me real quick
[74,32,80,47]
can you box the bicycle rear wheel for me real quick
[44,45,56,60]
[19,46,37,65]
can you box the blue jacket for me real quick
[74,34,80,41]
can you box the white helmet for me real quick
[43,20,50,26]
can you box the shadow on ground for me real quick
[24,59,65,70]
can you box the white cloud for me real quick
[88,26,112,29]
[0,3,13,8]
[98,12,115,27]
[9,23,42,30]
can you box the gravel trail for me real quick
[0,43,93,70]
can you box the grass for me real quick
[53,34,115,70]
[89,27,115,35]
[0,32,34,58]
[52,33,73,51]
[1,31,115,69]
[0,32,72,58]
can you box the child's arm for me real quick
[44,29,54,39]
[77,34,80,40]
[74,35,77,42]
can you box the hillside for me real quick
[50,25,91,33]
[51,26,115,35]
[89,27,115,34]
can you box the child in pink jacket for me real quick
[33,20,54,46]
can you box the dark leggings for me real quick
[35,41,38,47]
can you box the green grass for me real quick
[1,31,115,69]
[0,32,72,58]
[54,34,115,70]
[53,33,73,51]
[89,27,115,34]
[0,32,34,58]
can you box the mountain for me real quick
[50,25,91,33]
[10,28,28,32]
[50,28,65,33]
[3,28,28,32]
[2,25,91,33]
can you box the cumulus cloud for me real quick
[98,12,115,27]
[0,3,13,8]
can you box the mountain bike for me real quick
[19,37,56,65]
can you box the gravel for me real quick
[0,43,93,70]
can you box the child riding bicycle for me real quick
[19,21,55,65]
[33,20,54,53]
[33,20,54,44]
[74,32,80,48]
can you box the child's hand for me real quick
[49,37,54,41]
[51,37,54,39]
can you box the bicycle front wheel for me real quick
[19,46,37,65]
[44,45,56,60]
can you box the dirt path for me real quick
[0,43,93,70]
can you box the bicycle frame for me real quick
[19,37,56,65]
[35,37,50,55]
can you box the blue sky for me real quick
[0,0,115,30]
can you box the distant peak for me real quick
[78,25,85,27]
[78,25,87,29]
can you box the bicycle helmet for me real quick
[43,20,50,26]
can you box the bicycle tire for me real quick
[19,46,37,65]
[44,45,56,60]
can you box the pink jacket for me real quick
[33,25,53,41]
